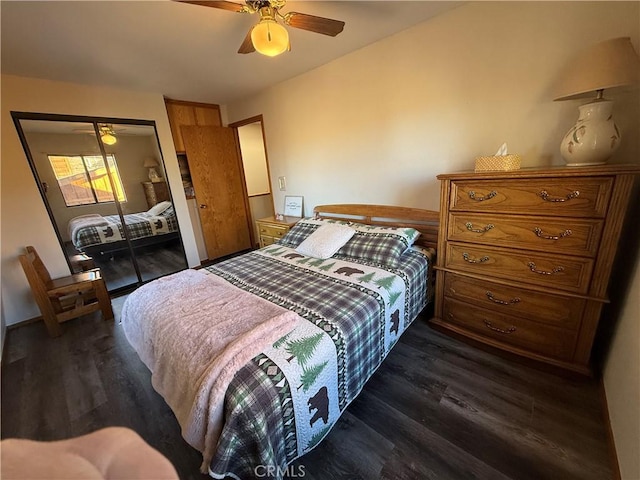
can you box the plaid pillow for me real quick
[278,218,420,266]
[277,218,327,247]
[159,205,175,218]
[335,224,420,266]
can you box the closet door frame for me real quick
[11,111,188,294]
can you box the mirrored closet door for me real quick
[12,113,188,293]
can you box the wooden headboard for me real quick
[313,204,440,249]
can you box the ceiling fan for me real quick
[178,0,345,57]
[73,124,125,145]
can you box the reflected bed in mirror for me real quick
[12,113,188,293]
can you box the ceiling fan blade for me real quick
[284,12,345,37]
[238,27,256,54]
[177,1,246,13]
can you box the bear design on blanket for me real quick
[335,266,364,277]
[283,253,305,260]
[308,386,329,427]
[390,310,400,335]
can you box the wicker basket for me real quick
[475,154,521,172]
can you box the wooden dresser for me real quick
[432,164,639,375]
[141,181,169,208]
[256,216,299,248]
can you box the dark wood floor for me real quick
[95,242,187,291]
[65,241,188,291]
[1,298,613,480]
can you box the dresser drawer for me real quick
[445,243,594,294]
[443,298,577,360]
[448,213,603,257]
[258,224,288,239]
[450,177,613,217]
[443,272,584,330]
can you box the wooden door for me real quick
[165,100,222,152]
[181,126,252,260]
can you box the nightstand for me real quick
[142,181,169,208]
[256,216,299,248]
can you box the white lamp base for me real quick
[564,161,608,167]
[560,98,620,166]
[148,167,162,182]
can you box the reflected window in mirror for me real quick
[48,154,127,206]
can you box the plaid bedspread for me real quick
[72,210,178,249]
[203,244,432,479]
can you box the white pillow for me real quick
[147,201,172,216]
[295,223,356,259]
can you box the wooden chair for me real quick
[19,246,114,337]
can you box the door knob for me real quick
[199,204,207,209]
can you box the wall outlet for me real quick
[278,176,286,191]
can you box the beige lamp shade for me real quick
[554,37,640,166]
[143,157,162,181]
[554,37,640,101]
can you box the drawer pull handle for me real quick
[538,190,580,203]
[527,262,564,275]
[483,320,516,334]
[486,291,521,305]
[463,252,490,263]
[466,222,494,233]
[533,227,572,240]
[468,190,497,202]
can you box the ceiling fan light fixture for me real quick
[99,125,117,145]
[251,18,289,57]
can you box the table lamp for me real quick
[143,158,161,182]
[553,37,640,166]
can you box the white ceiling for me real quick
[1,1,463,105]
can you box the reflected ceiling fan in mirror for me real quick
[178,0,345,57]
[73,124,124,145]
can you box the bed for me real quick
[122,204,439,479]
[67,201,179,257]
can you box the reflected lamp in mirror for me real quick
[143,157,162,182]
[99,124,117,145]
[553,37,640,166]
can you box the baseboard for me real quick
[599,379,621,480]
[7,315,43,330]
[2,315,42,365]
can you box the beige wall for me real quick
[604,262,640,480]
[224,2,640,476]
[1,74,201,328]
[227,2,640,214]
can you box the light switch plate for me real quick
[278,176,286,191]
